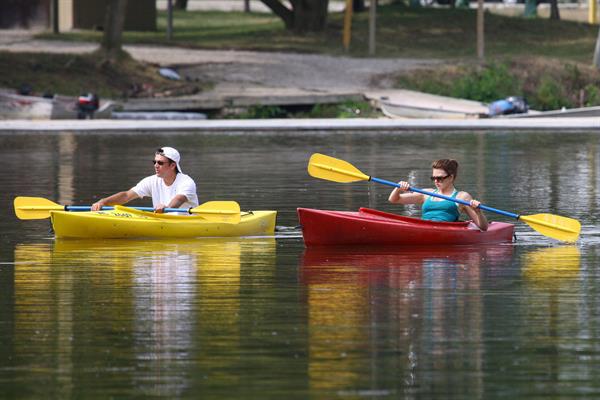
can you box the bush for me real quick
[394,58,600,111]
[450,63,520,103]
[533,76,569,110]
[237,105,287,119]
[584,84,600,107]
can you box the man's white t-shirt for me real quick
[131,173,199,209]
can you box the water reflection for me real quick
[301,245,514,287]
[58,133,76,205]
[12,238,276,397]
[4,130,600,397]
[518,246,585,390]
[522,245,581,287]
[300,245,514,396]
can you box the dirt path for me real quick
[0,30,439,93]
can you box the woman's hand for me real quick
[397,181,410,192]
[464,198,488,231]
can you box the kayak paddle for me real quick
[14,196,241,224]
[307,153,581,243]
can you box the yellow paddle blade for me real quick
[14,196,64,220]
[520,213,581,243]
[190,201,241,224]
[308,153,370,183]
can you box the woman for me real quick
[388,159,488,231]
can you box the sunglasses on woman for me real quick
[430,175,449,182]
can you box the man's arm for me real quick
[91,190,139,211]
[154,194,189,213]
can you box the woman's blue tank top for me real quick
[422,189,460,222]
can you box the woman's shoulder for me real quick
[455,190,472,200]
[422,188,436,197]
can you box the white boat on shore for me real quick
[366,89,489,119]
[0,90,115,120]
[380,100,486,119]
[500,105,600,118]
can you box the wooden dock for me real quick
[122,87,363,112]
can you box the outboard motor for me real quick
[506,96,528,114]
[77,93,99,119]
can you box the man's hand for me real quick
[91,200,105,211]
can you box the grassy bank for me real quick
[38,4,598,61]
[0,51,210,99]
[4,3,598,114]
[393,57,600,110]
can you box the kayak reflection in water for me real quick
[91,147,199,214]
[388,159,488,231]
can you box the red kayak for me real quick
[297,207,515,246]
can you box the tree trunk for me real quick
[593,25,600,68]
[261,0,294,29]
[100,0,128,61]
[174,0,188,10]
[353,0,366,12]
[549,0,560,20]
[261,0,329,33]
[291,0,329,33]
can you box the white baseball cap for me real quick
[157,147,182,173]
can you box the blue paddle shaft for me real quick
[65,205,190,214]
[370,177,520,220]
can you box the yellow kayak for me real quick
[50,205,277,239]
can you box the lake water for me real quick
[2,130,600,398]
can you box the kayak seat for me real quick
[359,207,471,227]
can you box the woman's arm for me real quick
[388,181,425,205]
[457,192,488,231]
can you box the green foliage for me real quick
[222,101,380,119]
[396,59,600,111]
[306,101,375,118]
[236,105,287,119]
[533,76,567,110]
[450,63,519,103]
[583,84,600,107]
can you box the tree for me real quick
[549,0,560,20]
[594,25,600,68]
[99,0,128,61]
[260,0,330,33]
[175,0,188,10]
[354,0,366,12]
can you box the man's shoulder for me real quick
[176,173,196,184]
[134,174,157,186]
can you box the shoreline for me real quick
[1,117,599,134]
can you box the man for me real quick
[91,147,198,213]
